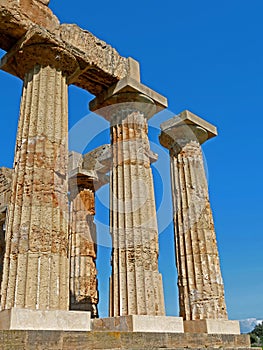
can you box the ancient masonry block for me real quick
[90,77,167,317]
[159,110,228,321]
[0,11,139,95]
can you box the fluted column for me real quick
[68,147,110,318]
[0,37,79,312]
[160,110,228,321]
[0,168,13,303]
[1,64,69,310]
[90,77,167,317]
[69,187,98,317]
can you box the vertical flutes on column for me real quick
[90,77,167,316]
[160,110,228,321]
[0,168,13,306]
[0,37,79,313]
[68,147,111,318]
[1,65,69,310]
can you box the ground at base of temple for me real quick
[0,330,257,350]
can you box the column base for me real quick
[184,319,240,334]
[92,315,184,333]
[0,308,91,331]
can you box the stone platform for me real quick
[184,320,240,334]
[0,308,91,331]
[92,315,184,333]
[0,330,256,350]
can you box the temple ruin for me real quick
[0,1,257,349]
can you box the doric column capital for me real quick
[68,146,111,200]
[89,76,167,124]
[1,27,79,81]
[159,110,217,155]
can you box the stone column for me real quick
[69,186,98,316]
[68,147,110,318]
[90,77,167,317]
[1,64,69,311]
[0,39,79,313]
[0,168,13,303]
[159,111,240,333]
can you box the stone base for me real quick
[184,319,240,334]
[0,330,254,349]
[0,308,91,331]
[92,315,184,333]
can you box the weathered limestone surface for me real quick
[0,0,60,51]
[0,2,140,94]
[90,77,167,317]
[0,167,13,303]
[69,187,98,316]
[0,168,13,227]
[0,330,253,350]
[0,308,91,331]
[1,58,70,310]
[68,147,111,318]
[0,167,13,212]
[92,315,184,333]
[159,110,228,321]
[184,319,240,335]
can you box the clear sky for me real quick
[0,0,262,320]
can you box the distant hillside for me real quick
[239,318,263,333]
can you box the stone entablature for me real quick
[0,1,139,95]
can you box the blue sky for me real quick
[0,0,262,320]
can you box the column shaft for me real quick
[1,65,69,310]
[0,168,13,302]
[171,140,227,320]
[110,112,165,316]
[69,188,98,317]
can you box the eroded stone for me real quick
[160,111,228,321]
[91,82,167,317]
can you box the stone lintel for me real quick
[184,319,240,335]
[0,27,79,80]
[0,0,60,52]
[89,76,168,120]
[0,308,91,331]
[0,1,140,95]
[92,316,184,333]
[69,146,112,175]
[0,25,140,94]
[83,144,112,174]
